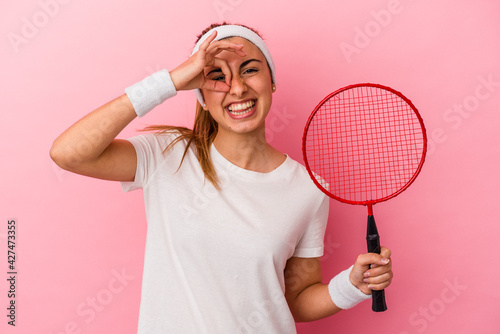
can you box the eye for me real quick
[243,68,258,75]
[212,74,225,81]
[207,69,225,81]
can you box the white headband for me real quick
[191,25,276,106]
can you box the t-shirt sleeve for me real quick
[120,133,169,192]
[292,194,329,258]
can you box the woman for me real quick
[51,23,393,333]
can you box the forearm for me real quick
[289,283,341,322]
[50,94,136,169]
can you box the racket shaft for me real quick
[367,215,387,312]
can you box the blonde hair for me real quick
[145,23,264,189]
[144,101,219,188]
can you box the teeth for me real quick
[231,109,250,116]
[228,101,254,113]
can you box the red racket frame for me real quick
[302,83,427,207]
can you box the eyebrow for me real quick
[206,59,262,76]
[240,59,262,68]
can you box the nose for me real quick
[229,75,247,97]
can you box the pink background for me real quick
[1,0,499,333]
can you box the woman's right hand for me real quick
[169,31,246,93]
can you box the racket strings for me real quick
[305,86,425,203]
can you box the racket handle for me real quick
[366,215,388,312]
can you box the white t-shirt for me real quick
[121,132,329,334]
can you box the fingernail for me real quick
[363,278,369,283]
[381,258,390,264]
[368,284,374,290]
[364,271,370,278]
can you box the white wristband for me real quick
[124,69,177,117]
[328,265,371,310]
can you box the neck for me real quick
[213,128,285,173]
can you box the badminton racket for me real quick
[302,83,427,312]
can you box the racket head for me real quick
[302,83,427,206]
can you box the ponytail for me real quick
[143,101,220,189]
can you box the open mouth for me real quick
[226,100,256,116]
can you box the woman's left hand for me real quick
[349,246,393,295]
